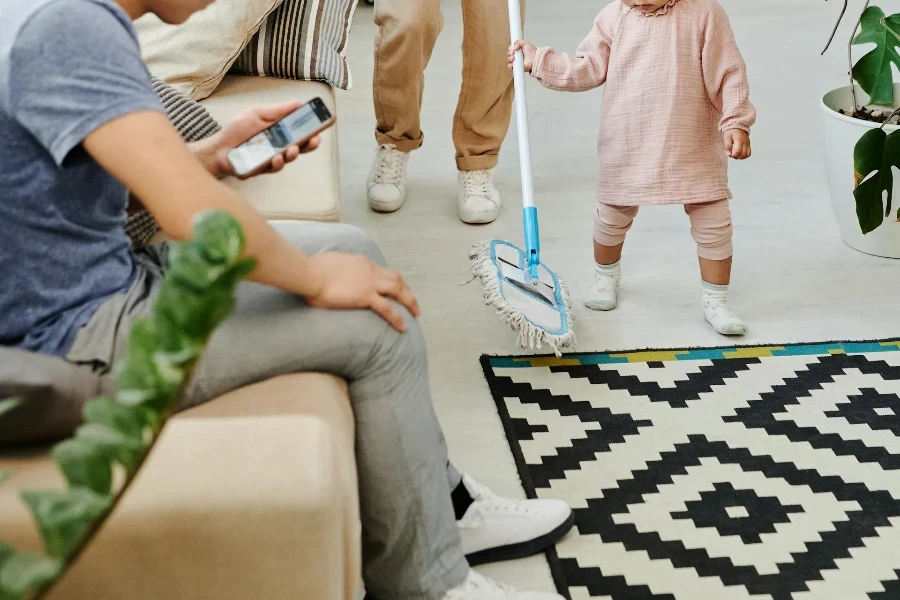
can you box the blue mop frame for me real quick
[488,238,570,338]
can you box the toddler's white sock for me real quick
[702,281,746,336]
[585,261,620,311]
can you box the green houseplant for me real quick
[821,0,900,256]
[0,211,255,600]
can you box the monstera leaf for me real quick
[852,6,900,105]
[853,127,900,233]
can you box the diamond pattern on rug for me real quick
[481,341,900,600]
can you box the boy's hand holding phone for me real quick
[207,100,332,179]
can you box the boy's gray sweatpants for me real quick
[66,222,470,599]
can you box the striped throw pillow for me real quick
[125,78,222,248]
[230,0,358,90]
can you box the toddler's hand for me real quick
[508,40,537,73]
[724,130,751,160]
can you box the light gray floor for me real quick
[337,0,900,592]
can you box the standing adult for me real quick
[366,0,523,224]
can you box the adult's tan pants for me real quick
[373,0,524,171]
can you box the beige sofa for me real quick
[0,76,361,600]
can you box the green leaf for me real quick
[166,243,231,291]
[20,489,112,559]
[114,356,175,412]
[154,284,236,342]
[853,127,900,233]
[0,543,12,567]
[852,7,900,105]
[191,211,246,264]
[82,397,147,441]
[0,551,62,600]
[0,399,22,420]
[51,439,112,496]
[125,319,157,369]
[75,424,145,474]
[221,258,257,289]
[0,471,10,487]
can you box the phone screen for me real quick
[228,100,331,175]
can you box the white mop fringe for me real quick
[469,241,576,357]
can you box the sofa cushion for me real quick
[0,348,113,445]
[134,0,287,100]
[230,0,358,90]
[151,76,222,142]
[126,78,223,247]
[201,76,341,222]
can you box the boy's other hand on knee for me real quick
[508,40,537,73]
[724,130,751,160]
[306,253,421,332]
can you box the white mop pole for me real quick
[507,0,541,283]
[508,0,534,209]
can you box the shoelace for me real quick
[466,478,536,518]
[373,145,404,185]
[461,171,495,201]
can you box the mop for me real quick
[468,0,576,357]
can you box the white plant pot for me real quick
[821,84,900,258]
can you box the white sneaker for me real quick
[458,170,502,224]
[442,570,564,600]
[457,475,574,566]
[367,144,409,213]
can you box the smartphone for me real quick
[227,97,335,177]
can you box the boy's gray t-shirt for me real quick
[0,0,164,356]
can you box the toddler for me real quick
[510,0,755,335]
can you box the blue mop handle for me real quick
[523,206,540,282]
[508,0,541,284]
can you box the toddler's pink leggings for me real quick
[593,199,733,261]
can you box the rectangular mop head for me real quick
[470,240,575,356]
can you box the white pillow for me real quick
[135,0,286,100]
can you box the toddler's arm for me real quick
[701,2,756,133]
[523,10,614,92]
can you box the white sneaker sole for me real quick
[459,207,500,225]
[464,510,574,566]
[368,196,405,213]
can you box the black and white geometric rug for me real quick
[481,341,900,600]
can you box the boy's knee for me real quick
[359,305,427,375]
[330,224,387,265]
[276,222,388,266]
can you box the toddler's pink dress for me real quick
[530,0,755,207]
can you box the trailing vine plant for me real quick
[0,211,255,600]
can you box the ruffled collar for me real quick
[632,0,680,17]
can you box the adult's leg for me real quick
[179,223,468,599]
[453,0,525,171]
[373,0,443,152]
